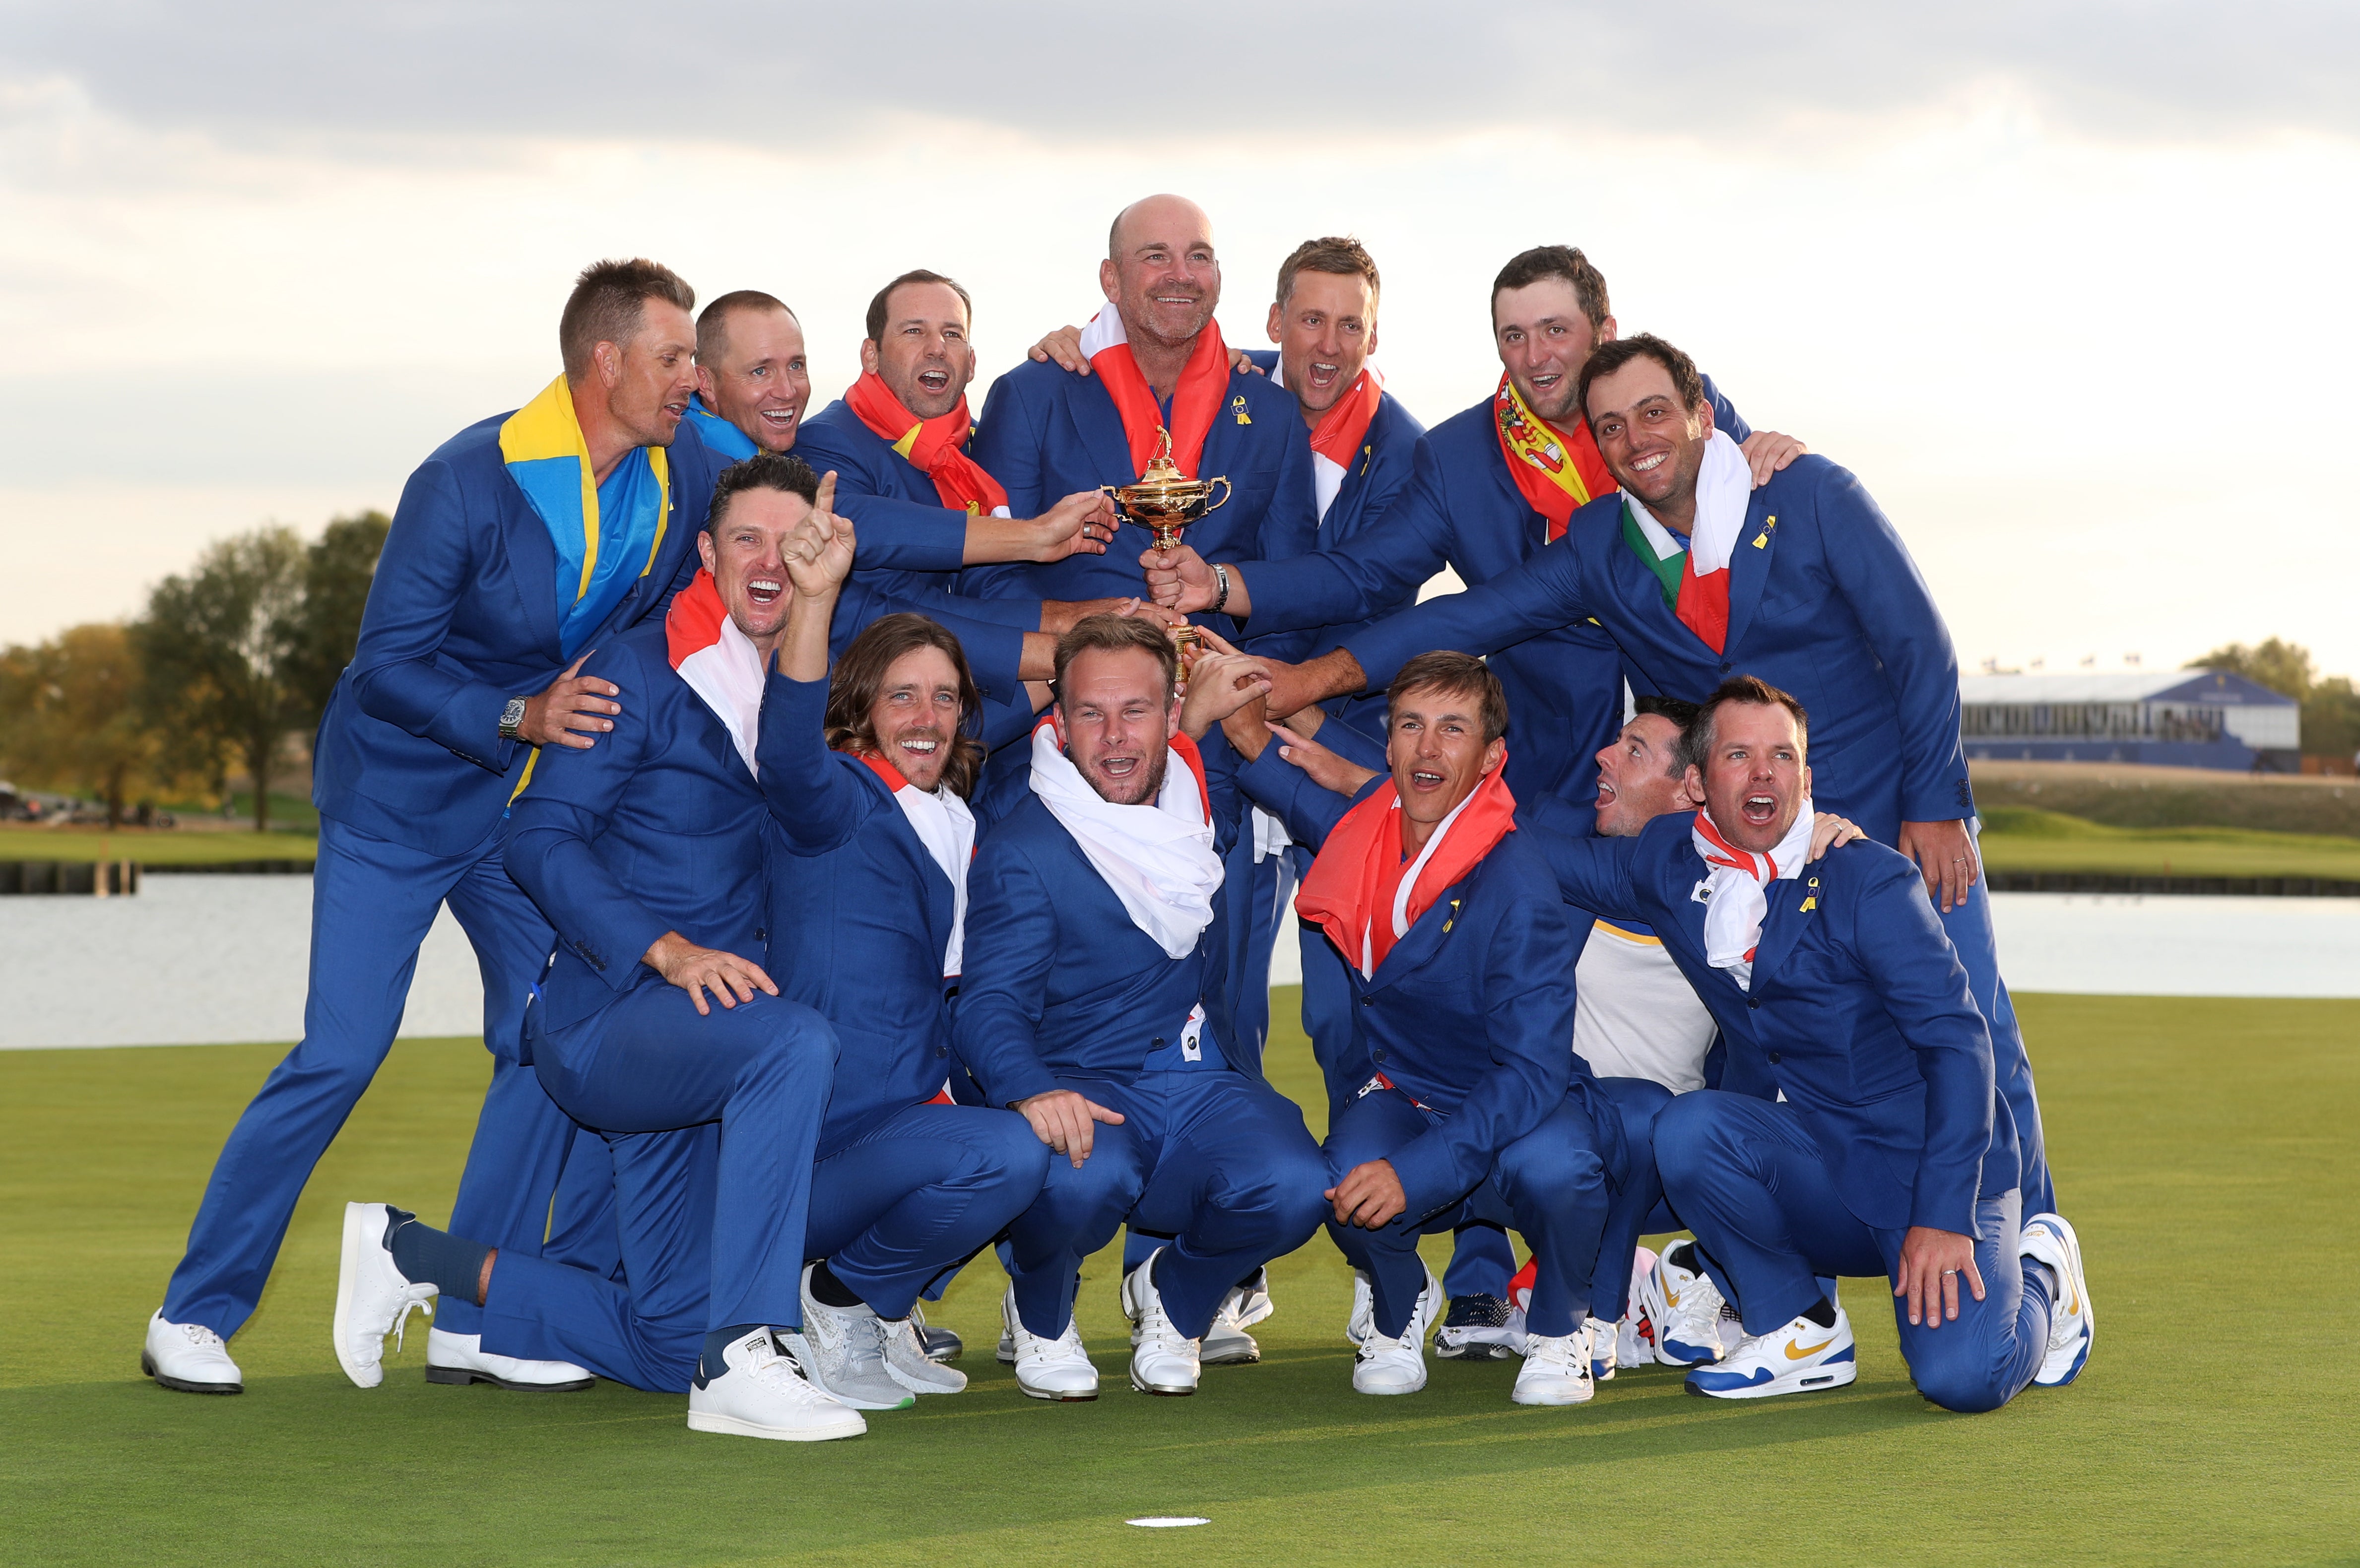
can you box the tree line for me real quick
[2195,638,2360,766]
[0,513,390,830]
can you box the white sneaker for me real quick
[1351,1326,1427,1395]
[1654,1241,1730,1367]
[1584,1315,1620,1380]
[1349,1262,1444,1351]
[2020,1212,2094,1386]
[687,1326,865,1443]
[332,1203,437,1389]
[1685,1307,1858,1399]
[1345,1268,1374,1346]
[1201,1287,1263,1366]
[1231,1268,1275,1329]
[1513,1327,1596,1406]
[791,1267,914,1411]
[424,1329,593,1391]
[142,1310,242,1395]
[1001,1286,1099,1401]
[1125,1249,1202,1396]
[878,1314,967,1396]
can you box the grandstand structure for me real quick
[1959,668,2299,772]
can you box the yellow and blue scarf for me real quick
[499,376,671,658]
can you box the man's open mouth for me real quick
[1741,791,1778,826]
[1408,768,1446,791]
[917,370,950,393]
[746,578,783,607]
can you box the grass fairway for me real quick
[1978,806,2360,881]
[5,992,2355,1566]
[0,826,319,864]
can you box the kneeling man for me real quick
[953,616,1329,1400]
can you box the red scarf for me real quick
[1309,366,1385,470]
[1083,309,1233,477]
[1296,761,1517,977]
[843,370,1009,517]
[1492,373,1615,541]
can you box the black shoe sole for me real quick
[1434,1342,1517,1362]
[424,1365,595,1392]
[141,1351,240,1395]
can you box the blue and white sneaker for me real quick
[1685,1307,1857,1399]
[1584,1316,1620,1380]
[1654,1241,1730,1367]
[2020,1212,2094,1386]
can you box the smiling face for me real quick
[1266,269,1377,423]
[1100,195,1221,352]
[1492,276,1613,424]
[695,485,808,653]
[1688,700,1812,855]
[866,643,964,792]
[1058,645,1178,806]
[598,299,699,448]
[697,305,810,454]
[1386,682,1507,850]
[1586,356,1713,518]
[1594,713,1695,837]
[863,280,975,421]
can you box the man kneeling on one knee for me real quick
[1199,646,1632,1407]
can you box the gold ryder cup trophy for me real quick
[1101,427,1232,553]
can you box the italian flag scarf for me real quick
[1308,365,1385,522]
[664,569,764,778]
[500,375,672,658]
[1492,373,1613,542]
[1617,429,1752,655]
[843,370,1011,519]
[1296,759,1517,979]
[1078,307,1232,478]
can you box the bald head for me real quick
[1100,194,1222,353]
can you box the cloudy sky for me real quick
[6,2,2357,676]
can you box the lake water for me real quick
[3,879,2355,1050]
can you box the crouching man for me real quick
[952,615,1329,1400]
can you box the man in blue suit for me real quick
[1533,677,2093,1409]
[1257,332,2057,1226]
[145,260,722,1397]
[952,615,1330,1400]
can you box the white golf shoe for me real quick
[1654,1241,1731,1366]
[790,1267,913,1411]
[909,1301,962,1364]
[1001,1286,1099,1401]
[423,1329,594,1391]
[878,1313,967,1396]
[1513,1326,1596,1406]
[1685,1307,1857,1400]
[1351,1324,1428,1395]
[687,1326,866,1443]
[1124,1250,1202,1396]
[142,1311,242,1395]
[1345,1268,1374,1346]
[332,1202,438,1389]
[1584,1315,1620,1381]
[1201,1288,1264,1366]
[2021,1212,2095,1386]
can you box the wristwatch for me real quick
[1210,562,1232,614]
[499,696,529,741]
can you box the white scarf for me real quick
[1622,428,1752,578]
[1028,721,1224,960]
[886,780,976,979]
[1690,800,1816,991]
[673,614,766,778]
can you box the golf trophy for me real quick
[1101,427,1232,553]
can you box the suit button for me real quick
[935,1046,948,1058]
[1153,1038,1166,1048]
[755,928,767,942]
[1720,661,1733,672]
[1373,1050,1386,1063]
[1768,1051,1782,1064]
[1747,997,1759,1009]
[1360,996,1373,1007]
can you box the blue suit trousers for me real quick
[162,815,571,1339]
[1006,1068,1327,1341]
[1326,1086,1618,1340]
[1940,881,2054,1216]
[1656,1091,2051,1413]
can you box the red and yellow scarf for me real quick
[1078,307,1233,477]
[843,370,1009,518]
[1492,373,1613,541]
[1296,760,1517,978]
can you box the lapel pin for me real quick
[1230,393,1252,426]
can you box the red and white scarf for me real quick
[853,753,977,979]
[1296,760,1517,979]
[1027,718,1223,960]
[1691,800,1815,989]
[1622,430,1751,654]
[1078,306,1233,478]
[843,370,1011,519]
[1493,372,1614,541]
[665,569,764,777]
[1306,364,1385,522]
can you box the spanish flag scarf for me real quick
[1492,373,1613,541]
[1296,759,1517,979]
[1077,307,1233,478]
[1308,365,1385,522]
[843,370,1011,518]
[500,375,671,659]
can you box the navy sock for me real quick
[807,1259,864,1310]
[385,1208,492,1306]
[700,1324,769,1384]
[1800,1296,1837,1330]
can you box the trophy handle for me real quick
[1201,476,1233,514]
[1097,483,1129,520]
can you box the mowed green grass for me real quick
[0,826,319,864]
[1978,806,2360,882]
[4,993,2355,1567]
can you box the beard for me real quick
[1079,742,1170,806]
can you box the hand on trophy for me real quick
[1141,542,1220,613]
[1025,490,1119,563]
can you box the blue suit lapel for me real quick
[1721,489,1778,655]
[1370,887,1462,991]
[500,485,565,662]
[865,769,958,962]
[1065,378,1138,481]
[1749,872,1817,988]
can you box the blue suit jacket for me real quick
[313,413,724,856]
[1228,736,1613,1218]
[952,756,1246,1106]
[965,354,1319,637]
[1235,384,1748,833]
[503,622,767,1033]
[1346,455,1970,841]
[1537,815,2011,1234]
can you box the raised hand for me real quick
[1269,720,1380,796]
[520,651,622,750]
[783,470,857,597]
[1028,491,1117,562]
[1140,542,1220,612]
[1178,644,1272,741]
